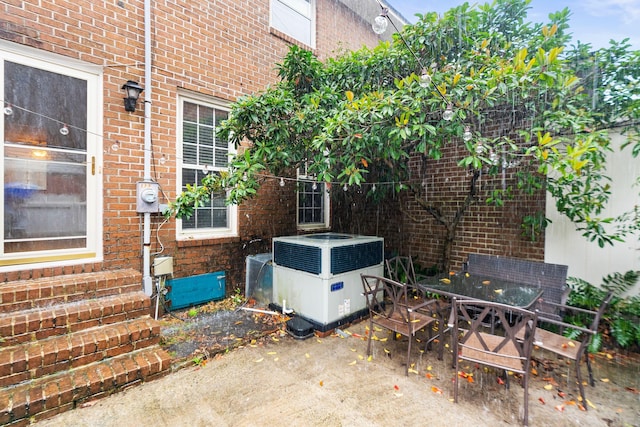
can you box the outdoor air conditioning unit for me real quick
[272,233,384,331]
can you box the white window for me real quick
[0,41,102,268]
[297,163,329,230]
[177,93,237,239]
[271,0,316,47]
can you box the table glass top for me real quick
[418,273,542,308]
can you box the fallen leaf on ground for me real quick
[586,399,596,409]
[544,384,553,391]
[600,378,610,383]
[319,381,323,387]
[348,360,357,366]
[254,358,264,363]
[305,353,310,358]
[555,404,565,412]
[538,397,546,404]
[431,386,443,394]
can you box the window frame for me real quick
[270,0,316,48]
[0,40,103,269]
[176,91,237,240]
[296,164,330,231]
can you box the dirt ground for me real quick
[35,307,640,427]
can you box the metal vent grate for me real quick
[273,241,322,274]
[331,241,383,274]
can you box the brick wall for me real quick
[0,1,545,290]
[0,1,382,291]
[333,113,547,273]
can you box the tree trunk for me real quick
[407,170,481,272]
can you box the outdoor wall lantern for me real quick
[122,80,144,112]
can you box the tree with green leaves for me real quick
[168,0,639,271]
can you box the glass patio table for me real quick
[417,273,543,309]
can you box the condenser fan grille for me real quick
[273,241,322,274]
[330,241,383,274]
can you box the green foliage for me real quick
[566,271,640,351]
[520,211,550,241]
[167,0,639,259]
[231,287,245,306]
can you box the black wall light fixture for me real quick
[122,80,144,112]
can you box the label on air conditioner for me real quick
[330,281,344,292]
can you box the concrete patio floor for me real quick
[34,315,639,427]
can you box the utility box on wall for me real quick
[165,271,225,310]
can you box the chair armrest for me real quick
[538,300,598,317]
[408,299,439,313]
[535,310,596,335]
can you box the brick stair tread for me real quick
[0,316,162,389]
[0,291,151,347]
[0,269,142,313]
[0,346,171,426]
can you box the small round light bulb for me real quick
[419,69,431,88]
[463,126,472,142]
[372,15,388,34]
[442,104,454,121]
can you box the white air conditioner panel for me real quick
[273,264,383,325]
[272,233,384,326]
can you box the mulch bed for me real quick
[159,299,289,365]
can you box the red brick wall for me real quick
[333,115,546,273]
[0,1,382,290]
[0,1,545,290]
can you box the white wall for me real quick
[545,131,640,296]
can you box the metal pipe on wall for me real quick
[142,0,153,296]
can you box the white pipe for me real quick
[142,0,153,296]
[282,299,293,314]
[240,306,280,316]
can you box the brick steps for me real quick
[0,291,151,348]
[0,269,172,425]
[0,269,142,313]
[0,316,162,388]
[0,347,171,426]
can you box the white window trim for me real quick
[176,91,237,240]
[0,40,103,269]
[270,0,316,48]
[296,168,330,231]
